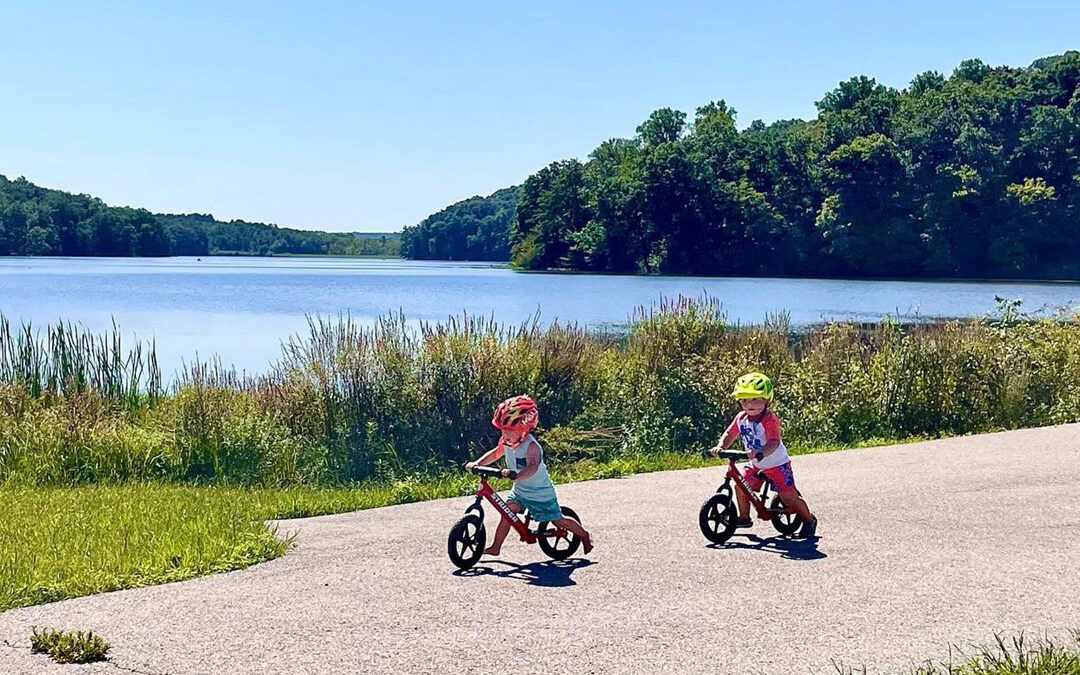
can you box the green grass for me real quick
[0,484,290,612]
[30,626,110,664]
[912,634,1080,675]
[837,633,1080,674]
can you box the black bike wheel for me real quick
[537,506,582,561]
[447,514,486,570]
[768,494,804,536]
[699,493,737,544]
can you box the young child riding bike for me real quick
[465,395,594,557]
[709,372,818,538]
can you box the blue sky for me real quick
[0,1,1076,232]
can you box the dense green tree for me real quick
[497,51,1080,280]
[816,134,923,275]
[512,162,589,269]
[400,186,517,261]
[636,108,687,147]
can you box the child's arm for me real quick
[709,417,741,456]
[464,444,504,471]
[758,439,780,458]
[512,441,542,481]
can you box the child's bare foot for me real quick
[483,545,501,556]
[581,533,594,555]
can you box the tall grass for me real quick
[3,298,1080,487]
[0,317,161,410]
[836,633,1080,674]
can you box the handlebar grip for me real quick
[716,451,747,461]
[754,451,764,462]
[506,470,518,480]
[468,465,516,479]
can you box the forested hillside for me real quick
[399,186,517,261]
[511,53,1080,278]
[0,175,398,257]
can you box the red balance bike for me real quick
[699,450,804,544]
[447,465,583,570]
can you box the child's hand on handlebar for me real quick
[706,445,721,457]
[464,462,477,472]
[501,468,514,479]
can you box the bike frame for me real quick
[722,457,795,520]
[473,475,567,544]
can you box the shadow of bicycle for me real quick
[452,558,594,587]
[708,534,827,560]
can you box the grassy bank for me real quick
[3,298,1079,488]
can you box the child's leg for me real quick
[735,488,752,520]
[552,517,594,554]
[484,500,521,556]
[737,465,762,520]
[777,489,813,522]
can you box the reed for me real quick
[3,298,1080,487]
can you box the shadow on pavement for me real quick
[453,558,594,587]
[709,534,827,560]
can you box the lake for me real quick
[2,256,1079,377]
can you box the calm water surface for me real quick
[2,256,1078,376]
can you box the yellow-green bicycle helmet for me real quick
[731,372,774,400]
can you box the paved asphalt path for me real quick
[3,425,1079,674]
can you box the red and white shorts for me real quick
[742,461,796,492]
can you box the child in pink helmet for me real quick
[466,395,594,556]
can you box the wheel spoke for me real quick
[706,505,724,531]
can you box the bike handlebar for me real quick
[469,465,518,480]
[707,450,764,462]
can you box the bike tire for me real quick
[537,506,582,561]
[447,514,486,570]
[699,493,737,544]
[768,494,804,536]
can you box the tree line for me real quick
[404,53,1080,279]
[159,214,398,257]
[0,175,398,257]
[510,53,1080,278]
[399,186,518,261]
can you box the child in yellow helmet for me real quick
[709,372,818,537]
